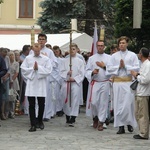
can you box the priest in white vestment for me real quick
[106,36,140,134]
[21,43,52,132]
[85,40,111,131]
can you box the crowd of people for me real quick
[0,34,150,140]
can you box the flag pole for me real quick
[90,20,98,56]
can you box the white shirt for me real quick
[136,59,150,96]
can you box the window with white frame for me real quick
[19,0,33,18]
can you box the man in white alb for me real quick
[106,36,140,134]
[85,40,111,131]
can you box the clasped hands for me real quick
[34,61,38,70]
[119,59,125,69]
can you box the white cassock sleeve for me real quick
[125,54,140,74]
[37,59,52,79]
[137,62,150,85]
[20,58,35,81]
[74,60,85,85]
[85,57,95,82]
[106,56,120,76]
[60,59,69,81]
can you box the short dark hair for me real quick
[38,33,47,40]
[118,36,129,45]
[140,47,149,58]
[0,47,8,53]
[53,45,60,50]
[22,45,30,53]
[110,44,118,50]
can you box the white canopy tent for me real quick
[0,33,93,53]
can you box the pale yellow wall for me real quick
[0,0,43,26]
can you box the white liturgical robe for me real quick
[106,50,140,127]
[20,53,52,97]
[85,53,111,122]
[60,55,85,116]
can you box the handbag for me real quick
[130,79,138,90]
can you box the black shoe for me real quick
[36,123,40,128]
[29,126,36,132]
[105,118,109,125]
[57,111,64,117]
[43,118,49,122]
[70,116,76,124]
[133,134,148,140]
[116,126,125,134]
[127,125,133,132]
[66,115,70,124]
[39,122,44,130]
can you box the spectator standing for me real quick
[8,51,20,118]
[0,55,7,125]
[131,47,150,140]
[0,48,10,120]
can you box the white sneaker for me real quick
[103,123,107,129]
[69,123,74,127]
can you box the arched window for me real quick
[19,0,33,18]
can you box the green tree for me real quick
[0,0,3,4]
[115,0,150,52]
[37,0,85,34]
[37,0,116,38]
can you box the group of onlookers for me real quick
[0,34,149,140]
[0,48,21,120]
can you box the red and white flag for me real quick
[90,23,98,56]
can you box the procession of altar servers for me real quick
[22,45,139,126]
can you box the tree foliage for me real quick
[0,0,3,4]
[37,0,116,39]
[37,0,86,33]
[115,0,150,52]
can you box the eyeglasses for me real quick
[97,45,104,47]
[38,38,46,41]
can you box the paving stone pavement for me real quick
[0,107,149,150]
